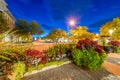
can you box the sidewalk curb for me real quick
[23,61,71,77]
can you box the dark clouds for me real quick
[6,0,120,36]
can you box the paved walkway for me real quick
[103,53,120,77]
[22,53,120,80]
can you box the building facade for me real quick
[0,0,16,42]
[0,0,15,28]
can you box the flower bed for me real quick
[0,44,71,80]
[0,40,108,79]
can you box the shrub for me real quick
[107,40,120,53]
[83,49,106,70]
[117,46,120,54]
[12,61,26,80]
[46,43,75,61]
[25,49,44,59]
[25,49,47,65]
[0,46,28,79]
[72,38,106,70]
[0,46,28,62]
[46,44,67,61]
[0,61,13,79]
[108,40,120,48]
[76,38,103,56]
[72,48,83,66]
[72,48,106,70]
[103,46,115,53]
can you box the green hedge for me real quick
[72,48,83,66]
[72,48,106,70]
[117,46,120,54]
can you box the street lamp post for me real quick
[109,30,113,40]
[67,19,76,42]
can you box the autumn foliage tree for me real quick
[100,17,120,40]
[70,26,95,41]
[46,29,68,42]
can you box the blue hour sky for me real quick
[6,0,120,37]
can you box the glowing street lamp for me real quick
[109,30,113,40]
[67,19,76,32]
[69,20,76,26]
